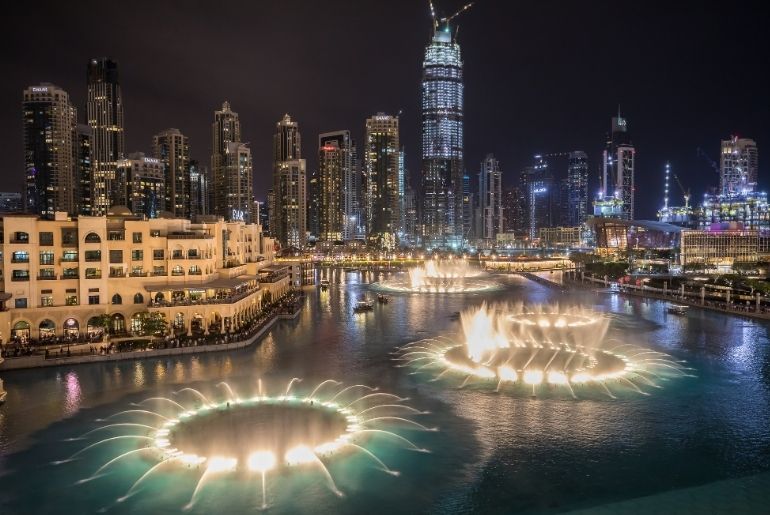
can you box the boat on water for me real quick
[668,304,689,315]
[319,279,330,290]
[353,300,374,313]
[377,294,390,304]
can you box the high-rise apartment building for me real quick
[317,131,355,242]
[599,112,635,220]
[153,128,190,219]
[189,159,209,217]
[503,186,526,236]
[421,23,465,249]
[211,101,243,220]
[566,151,589,226]
[222,142,253,222]
[73,124,92,215]
[365,113,400,248]
[523,155,555,239]
[86,58,125,215]
[272,115,306,247]
[23,84,77,217]
[720,136,758,196]
[477,154,503,241]
[115,153,165,218]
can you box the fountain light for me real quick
[66,380,433,509]
[372,258,500,294]
[395,302,690,399]
[247,451,276,472]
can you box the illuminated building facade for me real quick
[188,159,209,217]
[365,113,400,248]
[523,155,555,239]
[596,113,634,220]
[86,58,124,216]
[74,124,93,216]
[153,128,190,219]
[720,136,758,196]
[477,154,503,241]
[319,130,354,242]
[272,115,306,248]
[23,83,77,217]
[116,153,165,218]
[681,228,770,269]
[421,23,464,249]
[222,142,253,223]
[210,101,243,221]
[566,151,589,226]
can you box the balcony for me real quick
[129,271,148,277]
[259,271,289,284]
[171,270,185,276]
[60,255,78,262]
[11,275,30,282]
[11,257,29,263]
[151,271,167,276]
[84,273,102,280]
[167,233,214,240]
[61,272,79,280]
[37,275,57,280]
[188,270,202,276]
[85,256,102,262]
[109,271,126,278]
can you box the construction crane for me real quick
[429,1,474,31]
[673,173,691,208]
[696,147,720,174]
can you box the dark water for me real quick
[1,270,769,514]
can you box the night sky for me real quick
[2,0,768,219]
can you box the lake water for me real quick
[1,270,769,514]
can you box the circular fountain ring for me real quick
[442,344,628,384]
[156,398,357,470]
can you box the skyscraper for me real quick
[153,128,190,219]
[211,101,242,220]
[600,112,635,220]
[523,155,555,239]
[86,58,124,215]
[73,124,92,215]
[223,142,253,222]
[566,151,589,226]
[272,114,306,247]
[421,22,465,249]
[477,154,503,241]
[188,159,209,217]
[115,153,165,218]
[23,83,77,216]
[365,113,400,248]
[318,131,354,242]
[720,136,758,196]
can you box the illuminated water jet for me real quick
[65,380,432,509]
[372,258,500,293]
[396,303,689,398]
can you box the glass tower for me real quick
[421,24,464,249]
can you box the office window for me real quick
[39,232,54,246]
[15,298,28,308]
[109,250,123,263]
[132,249,143,261]
[88,295,100,305]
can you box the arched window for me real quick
[112,293,122,305]
[134,293,144,304]
[84,232,101,243]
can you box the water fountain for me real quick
[373,258,500,293]
[61,379,434,510]
[396,303,690,398]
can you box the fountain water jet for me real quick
[65,380,433,510]
[395,302,689,399]
[372,258,500,294]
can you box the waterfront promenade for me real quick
[0,292,304,371]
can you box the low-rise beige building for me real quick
[0,211,289,342]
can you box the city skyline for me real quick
[1,1,769,220]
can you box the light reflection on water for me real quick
[0,272,769,513]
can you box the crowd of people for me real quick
[0,291,305,362]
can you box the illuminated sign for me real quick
[31,87,48,92]
[533,187,547,194]
[231,209,245,221]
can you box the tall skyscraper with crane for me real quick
[420,2,473,249]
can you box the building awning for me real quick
[0,292,12,301]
